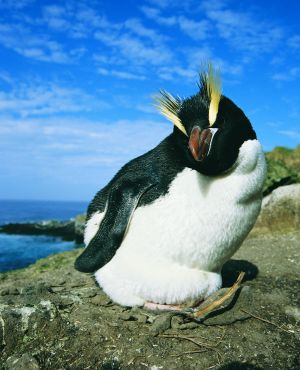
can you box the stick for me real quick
[159,333,223,360]
[159,333,214,349]
[170,349,207,357]
[193,271,245,317]
[241,309,293,334]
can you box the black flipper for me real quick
[74,179,154,273]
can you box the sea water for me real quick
[0,199,88,272]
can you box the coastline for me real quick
[0,215,85,244]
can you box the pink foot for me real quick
[143,302,182,311]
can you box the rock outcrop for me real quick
[255,183,300,232]
[0,217,85,244]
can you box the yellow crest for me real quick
[200,63,222,126]
[154,89,188,137]
[155,63,221,134]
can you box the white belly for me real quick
[88,139,266,305]
[118,172,259,271]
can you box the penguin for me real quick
[75,64,267,308]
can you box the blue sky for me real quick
[0,0,299,201]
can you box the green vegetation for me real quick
[264,144,300,195]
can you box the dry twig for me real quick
[164,327,226,347]
[241,309,293,334]
[159,333,223,362]
[170,349,207,357]
[160,333,214,349]
[192,271,245,317]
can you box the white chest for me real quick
[117,140,266,271]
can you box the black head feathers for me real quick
[155,62,256,175]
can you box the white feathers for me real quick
[84,210,105,245]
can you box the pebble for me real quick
[78,288,98,298]
[171,315,199,330]
[285,306,300,322]
[119,311,148,323]
[149,313,173,336]
[21,283,50,295]
[1,288,9,296]
[119,312,138,321]
[6,353,40,370]
[90,294,111,306]
[1,288,19,296]
[50,286,66,293]
[57,296,75,308]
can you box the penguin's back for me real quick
[85,134,185,218]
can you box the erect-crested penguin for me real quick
[75,64,267,308]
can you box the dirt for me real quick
[0,230,299,370]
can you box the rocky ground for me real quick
[0,227,299,370]
[1,145,299,370]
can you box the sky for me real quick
[0,0,299,201]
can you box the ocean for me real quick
[0,199,88,272]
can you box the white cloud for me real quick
[97,68,146,80]
[266,121,283,128]
[0,116,171,172]
[185,46,213,68]
[288,35,300,50]
[145,0,196,11]
[146,0,173,8]
[42,5,71,32]
[0,23,71,63]
[0,81,109,117]
[75,5,109,29]
[177,17,210,40]
[93,54,120,65]
[141,6,210,40]
[270,55,285,66]
[124,18,167,43]
[202,0,284,54]
[94,30,172,66]
[108,93,157,114]
[135,104,156,114]
[278,130,300,140]
[184,47,243,81]
[158,65,197,81]
[0,0,33,9]
[212,58,243,76]
[272,67,300,82]
[141,6,177,26]
[40,3,110,38]
[91,13,178,80]
[0,72,14,85]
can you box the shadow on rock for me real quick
[221,259,259,287]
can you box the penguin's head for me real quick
[155,64,256,176]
